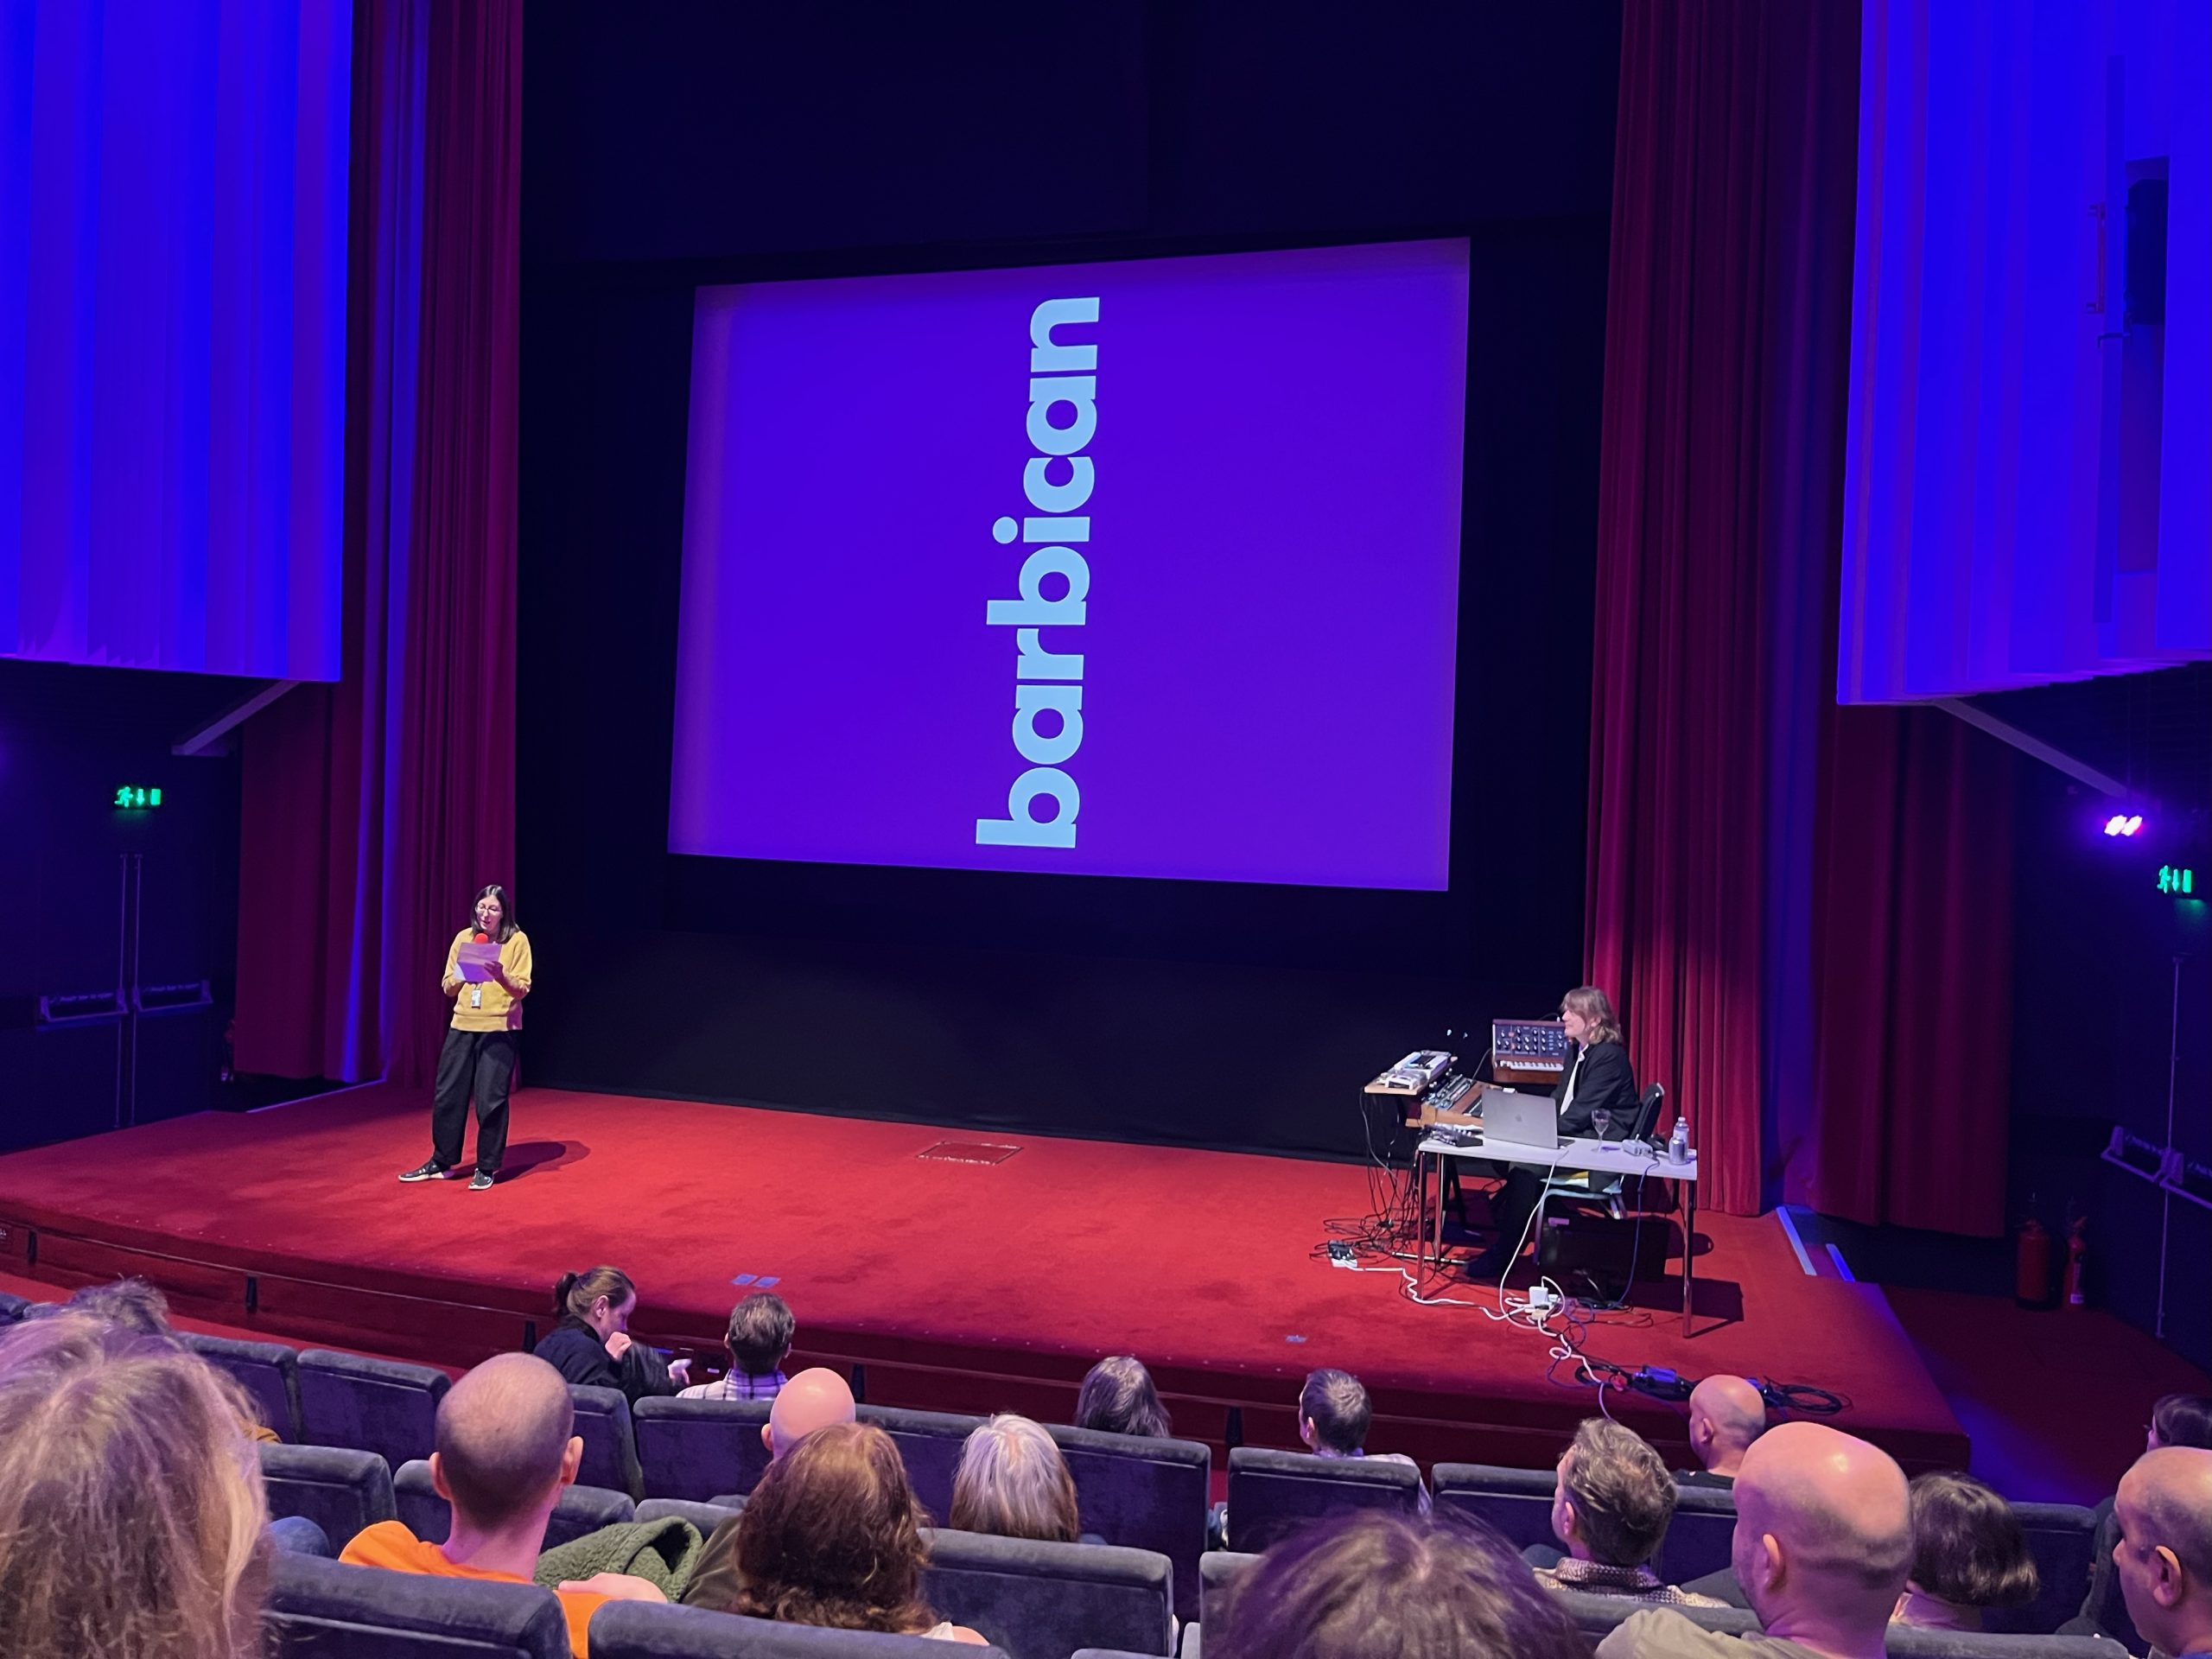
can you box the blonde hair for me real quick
[949,1414,1081,1542]
[0,1313,269,1659]
[1562,986,1624,1046]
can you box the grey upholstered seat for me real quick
[1046,1422,1211,1626]
[590,1601,1013,1657]
[632,1395,774,1501]
[570,1382,646,1500]
[183,1330,305,1443]
[1430,1460,1561,1554]
[856,1402,985,1526]
[637,1497,747,1533]
[297,1348,450,1472]
[1655,1480,1739,1584]
[392,1459,635,1551]
[259,1442,398,1554]
[920,1528,1175,1659]
[266,1548,570,1659]
[1992,1503,2099,1636]
[1224,1446,1423,1554]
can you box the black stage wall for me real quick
[516,3,1623,1157]
[0,663,245,1151]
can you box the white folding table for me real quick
[1416,1130,1702,1334]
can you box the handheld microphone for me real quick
[473,931,490,944]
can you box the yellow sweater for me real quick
[442,927,533,1032]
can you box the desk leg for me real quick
[1681,1179,1696,1336]
[1429,1152,1446,1272]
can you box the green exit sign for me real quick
[113,785,162,808]
[2158,865,2196,895]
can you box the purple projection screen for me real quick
[670,239,1469,889]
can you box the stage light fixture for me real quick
[2103,813,2144,837]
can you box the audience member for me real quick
[683,1421,986,1643]
[1211,1508,1593,1659]
[1297,1368,1429,1509]
[1538,1419,1726,1605]
[1076,1353,1173,1439]
[41,1274,178,1339]
[1891,1471,2037,1630]
[2110,1446,2212,1659]
[1598,1422,1910,1659]
[342,1352,666,1658]
[2081,1392,2212,1641]
[0,1312,270,1659]
[1680,1376,1766,1487]
[679,1290,792,1402]
[30,1274,289,1443]
[531,1266,688,1404]
[761,1364,856,1460]
[950,1413,1082,1542]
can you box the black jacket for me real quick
[1552,1039,1638,1138]
[532,1317,678,1405]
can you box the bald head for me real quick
[2115,1446,2212,1656]
[435,1354,577,1530]
[1689,1376,1767,1476]
[766,1366,855,1459]
[1732,1422,1911,1650]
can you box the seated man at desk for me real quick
[1466,986,1637,1281]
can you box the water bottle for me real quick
[1668,1116,1690,1165]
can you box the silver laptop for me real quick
[1479,1086,1560,1149]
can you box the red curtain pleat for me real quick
[1588,0,2016,1229]
[234,0,519,1090]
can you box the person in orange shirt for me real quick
[342,1352,662,1656]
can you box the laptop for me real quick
[1479,1086,1560,1150]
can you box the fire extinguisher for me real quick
[2063,1213,2088,1308]
[2015,1214,2053,1308]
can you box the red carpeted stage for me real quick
[0,1084,1968,1471]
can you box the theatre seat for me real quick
[920,1529,1175,1659]
[298,1349,450,1472]
[0,1290,29,1323]
[1430,1460,1558,1554]
[393,1459,635,1550]
[856,1403,985,1526]
[183,1330,304,1443]
[1198,1548,1256,1641]
[267,1549,569,1659]
[1566,1599,2117,1659]
[1655,1481,1739,1585]
[260,1442,397,1554]
[1046,1423,1211,1626]
[632,1395,774,1501]
[1991,1503,2099,1636]
[637,1497,746,1533]
[590,1600,1011,1658]
[1224,1446,1423,1554]
[570,1382,645,1500]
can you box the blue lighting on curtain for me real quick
[1840,0,2209,702]
[0,0,352,680]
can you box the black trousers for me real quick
[1489,1166,1544,1255]
[430,1027,518,1174]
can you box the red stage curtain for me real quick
[234,0,520,1090]
[1586,0,2015,1229]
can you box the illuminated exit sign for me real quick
[112,785,162,808]
[2158,865,2196,895]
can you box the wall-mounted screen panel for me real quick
[671,238,1469,889]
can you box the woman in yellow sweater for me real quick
[400,884,533,1192]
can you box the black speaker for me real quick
[1537,1211,1665,1301]
[2126,177,2168,327]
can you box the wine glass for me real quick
[1591,1108,1613,1144]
